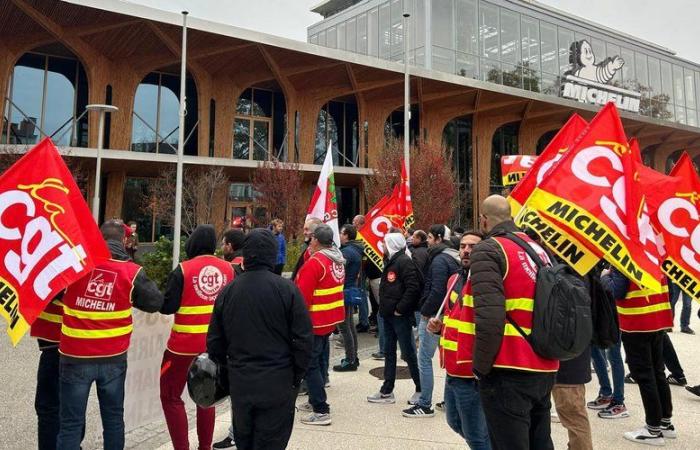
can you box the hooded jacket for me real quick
[410,241,429,274]
[341,240,363,289]
[161,225,219,314]
[379,248,422,318]
[420,243,461,317]
[207,229,313,400]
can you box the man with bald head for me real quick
[470,195,558,450]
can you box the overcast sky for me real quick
[129,0,700,64]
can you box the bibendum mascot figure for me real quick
[567,39,624,84]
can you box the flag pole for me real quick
[403,12,411,185]
[172,11,188,269]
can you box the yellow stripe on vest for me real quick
[61,324,133,339]
[616,302,671,315]
[177,305,214,315]
[313,285,344,296]
[505,298,534,312]
[38,312,62,324]
[440,338,457,351]
[63,306,131,321]
[625,286,669,298]
[505,323,531,336]
[172,324,210,334]
[462,295,474,307]
[445,317,475,334]
[309,299,345,312]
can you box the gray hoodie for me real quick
[317,246,346,266]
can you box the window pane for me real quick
[675,105,686,124]
[327,26,337,49]
[521,16,540,71]
[673,65,685,107]
[687,109,697,127]
[660,61,674,103]
[10,54,45,145]
[685,69,696,109]
[369,8,379,56]
[357,13,368,54]
[252,89,272,117]
[479,2,499,59]
[432,46,455,73]
[482,59,502,84]
[540,22,558,74]
[457,52,478,79]
[158,79,180,153]
[318,30,326,47]
[648,57,661,97]
[347,18,357,53]
[696,72,700,111]
[635,52,648,92]
[606,42,621,85]
[253,120,269,160]
[338,22,346,50]
[456,0,477,55]
[309,34,318,45]
[522,62,540,92]
[233,118,250,159]
[502,63,521,88]
[621,47,634,86]
[237,88,252,115]
[416,0,425,48]
[390,0,403,56]
[541,72,559,95]
[432,0,453,50]
[591,39,606,67]
[44,57,76,146]
[558,28,574,75]
[132,80,158,152]
[379,2,391,58]
[500,9,520,65]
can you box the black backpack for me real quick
[589,270,620,348]
[501,233,593,361]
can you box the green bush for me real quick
[141,236,186,290]
[284,239,305,272]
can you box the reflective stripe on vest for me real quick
[167,255,234,355]
[616,279,673,333]
[441,274,475,378]
[59,260,141,358]
[31,299,64,343]
[305,253,345,333]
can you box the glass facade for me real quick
[131,71,198,155]
[4,48,88,146]
[309,0,700,129]
[234,87,287,161]
[442,116,473,226]
[315,100,359,166]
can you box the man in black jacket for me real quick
[410,230,429,274]
[366,232,422,407]
[208,229,313,450]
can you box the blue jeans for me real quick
[307,335,330,414]
[417,316,440,408]
[377,314,385,354]
[591,341,625,404]
[380,315,421,394]
[57,359,127,450]
[669,281,692,328]
[444,376,491,450]
[358,286,369,327]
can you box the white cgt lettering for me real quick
[658,198,700,272]
[537,154,564,185]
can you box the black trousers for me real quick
[621,331,673,427]
[36,347,60,450]
[662,332,684,378]
[231,389,297,450]
[479,369,556,450]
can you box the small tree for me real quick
[250,159,306,239]
[363,138,457,230]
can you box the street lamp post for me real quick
[86,103,118,223]
[172,11,188,269]
[403,12,411,183]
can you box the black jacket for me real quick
[161,225,218,314]
[410,242,429,274]
[290,239,310,281]
[420,244,460,317]
[379,249,422,318]
[207,229,313,402]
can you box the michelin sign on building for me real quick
[561,39,641,113]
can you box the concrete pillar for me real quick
[104,170,126,219]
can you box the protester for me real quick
[295,224,346,425]
[125,221,139,260]
[587,342,628,418]
[668,280,694,334]
[410,230,429,273]
[553,345,594,450]
[471,195,558,449]
[603,268,675,445]
[271,218,287,275]
[334,224,363,372]
[351,215,371,333]
[291,217,322,281]
[405,224,459,418]
[427,231,491,449]
[367,233,422,407]
[159,225,235,450]
[56,220,163,450]
[207,228,313,449]
[222,228,245,273]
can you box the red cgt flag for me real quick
[0,138,110,345]
[500,155,538,187]
[357,186,405,272]
[525,103,663,290]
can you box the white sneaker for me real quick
[296,402,313,412]
[300,412,331,426]
[660,423,677,439]
[623,427,665,446]
[367,392,396,404]
[407,391,421,405]
[551,410,560,423]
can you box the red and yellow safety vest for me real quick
[616,280,673,333]
[440,273,474,378]
[59,260,141,358]
[167,255,234,355]
[298,252,345,335]
[459,234,559,373]
[30,298,64,343]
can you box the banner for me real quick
[0,138,109,345]
[357,187,405,271]
[509,114,588,218]
[524,103,663,290]
[306,143,340,246]
[399,160,414,228]
[501,155,537,186]
[646,152,700,303]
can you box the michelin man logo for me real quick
[561,39,640,113]
[566,40,624,84]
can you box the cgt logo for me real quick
[658,193,700,272]
[193,265,227,300]
[85,269,117,300]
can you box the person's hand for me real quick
[427,318,443,334]
[611,56,624,70]
[601,268,611,277]
[394,311,402,316]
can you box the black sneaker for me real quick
[333,359,358,372]
[685,384,700,397]
[401,404,435,418]
[667,375,687,386]
[356,323,370,333]
[371,352,385,360]
[624,373,636,384]
[213,437,236,449]
[680,326,695,335]
[435,401,445,411]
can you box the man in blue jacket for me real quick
[272,219,287,275]
[334,224,364,372]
